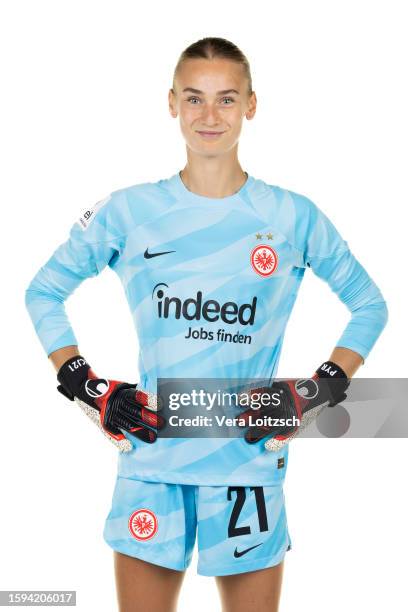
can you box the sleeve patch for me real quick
[77,195,111,231]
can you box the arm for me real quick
[49,345,80,371]
[238,194,388,450]
[24,192,122,358]
[302,196,389,364]
[327,346,363,378]
[25,192,164,450]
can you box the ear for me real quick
[168,88,178,118]
[245,91,257,121]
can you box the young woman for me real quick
[25,37,388,612]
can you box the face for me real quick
[169,58,257,156]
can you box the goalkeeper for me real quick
[25,36,388,612]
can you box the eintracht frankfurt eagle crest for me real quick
[251,244,278,277]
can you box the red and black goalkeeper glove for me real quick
[236,361,350,452]
[57,355,165,452]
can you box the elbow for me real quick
[25,272,65,313]
[24,277,60,317]
[365,298,389,336]
[24,279,36,314]
[378,299,389,331]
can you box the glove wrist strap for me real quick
[57,355,93,403]
[316,360,348,380]
[315,360,350,407]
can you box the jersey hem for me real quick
[116,471,286,487]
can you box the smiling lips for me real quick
[196,130,225,139]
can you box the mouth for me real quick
[196,130,225,139]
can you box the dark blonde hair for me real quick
[173,37,253,97]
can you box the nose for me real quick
[200,103,221,126]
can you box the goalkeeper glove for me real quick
[56,355,164,452]
[237,361,349,452]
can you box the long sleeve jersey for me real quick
[25,171,388,485]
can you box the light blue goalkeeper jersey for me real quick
[25,171,388,485]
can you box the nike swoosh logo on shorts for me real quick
[233,543,263,558]
[144,248,176,259]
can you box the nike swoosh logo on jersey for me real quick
[233,543,263,558]
[144,248,176,259]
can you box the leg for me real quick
[104,480,197,612]
[196,485,290,611]
[215,560,285,612]
[114,551,186,612]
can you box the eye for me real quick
[187,96,200,104]
[221,97,235,104]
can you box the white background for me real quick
[1,0,407,610]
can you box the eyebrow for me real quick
[182,87,240,95]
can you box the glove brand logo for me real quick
[152,283,257,325]
[128,509,158,541]
[144,248,176,259]
[250,245,278,277]
[294,378,319,400]
[85,378,110,398]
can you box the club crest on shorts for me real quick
[128,509,158,541]
[250,245,278,277]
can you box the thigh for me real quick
[215,561,284,612]
[114,551,185,612]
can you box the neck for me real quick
[180,159,247,199]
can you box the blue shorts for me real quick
[103,476,292,576]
